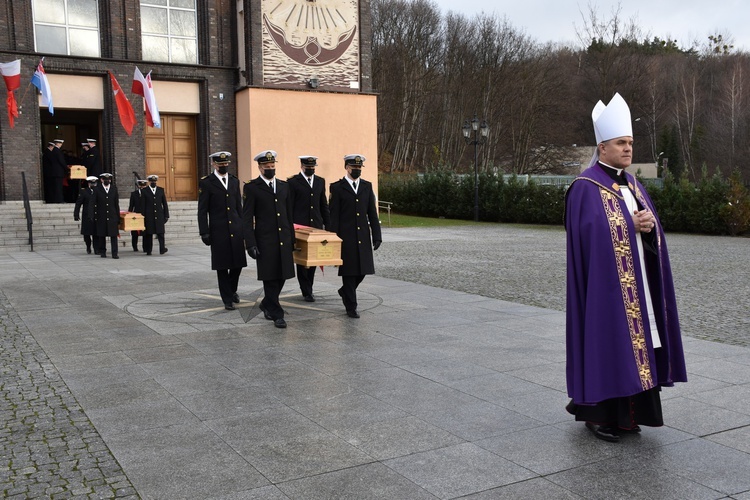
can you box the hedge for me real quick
[378,169,750,236]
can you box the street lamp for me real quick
[462,116,490,222]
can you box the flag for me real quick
[108,71,137,135]
[132,67,161,129]
[30,58,54,115]
[0,59,21,127]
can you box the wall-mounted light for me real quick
[307,78,319,89]
[219,93,224,100]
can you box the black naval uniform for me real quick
[84,145,103,178]
[198,172,247,308]
[242,177,295,321]
[88,182,120,258]
[74,185,96,253]
[329,177,382,315]
[141,185,169,255]
[287,172,330,299]
[43,146,66,203]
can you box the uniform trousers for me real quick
[261,279,286,319]
[216,268,242,305]
[131,231,140,251]
[96,235,118,257]
[296,264,317,297]
[339,275,365,312]
[143,233,165,254]
[83,235,92,252]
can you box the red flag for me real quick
[108,71,136,135]
[0,60,21,128]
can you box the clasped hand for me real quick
[633,209,656,233]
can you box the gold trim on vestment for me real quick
[599,188,654,391]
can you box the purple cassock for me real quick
[564,163,687,405]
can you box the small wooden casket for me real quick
[119,212,145,231]
[69,165,87,179]
[293,226,343,267]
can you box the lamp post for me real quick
[462,116,490,222]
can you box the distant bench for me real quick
[378,200,393,226]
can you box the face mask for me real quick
[262,168,276,180]
[102,179,111,186]
[349,169,361,179]
[304,168,315,177]
[217,166,228,175]
[150,182,157,188]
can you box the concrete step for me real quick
[0,201,201,253]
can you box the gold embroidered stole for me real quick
[598,184,655,392]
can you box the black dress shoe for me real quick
[224,302,235,310]
[232,293,240,304]
[273,318,287,328]
[132,247,138,252]
[112,255,119,259]
[160,248,168,254]
[346,310,360,318]
[585,422,619,442]
[303,294,315,302]
[87,247,92,254]
[146,252,152,255]
[100,253,107,258]
[258,304,273,321]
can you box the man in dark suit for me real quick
[243,150,295,328]
[84,138,102,178]
[88,172,120,259]
[141,174,169,255]
[128,179,147,251]
[198,152,247,310]
[43,139,66,203]
[287,155,330,302]
[329,154,382,318]
[73,176,98,254]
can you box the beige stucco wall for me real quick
[236,88,378,194]
[44,74,104,109]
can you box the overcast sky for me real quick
[428,0,749,52]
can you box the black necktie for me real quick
[353,182,357,191]
[222,177,227,187]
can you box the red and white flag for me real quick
[132,67,161,129]
[0,59,21,128]
[109,71,137,135]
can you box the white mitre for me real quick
[588,92,633,167]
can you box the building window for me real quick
[141,0,197,64]
[32,0,101,57]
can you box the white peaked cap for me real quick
[592,92,632,144]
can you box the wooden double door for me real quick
[145,115,197,200]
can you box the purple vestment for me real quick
[565,164,687,405]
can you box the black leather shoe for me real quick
[346,310,360,318]
[585,422,620,442]
[273,318,287,328]
[146,252,152,255]
[133,247,138,252]
[224,302,235,310]
[258,304,273,321]
[112,255,119,259]
[303,294,315,302]
[87,247,92,254]
[160,248,168,254]
[101,253,107,258]
[232,293,240,304]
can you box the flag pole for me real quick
[17,82,34,109]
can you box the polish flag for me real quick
[0,59,21,127]
[132,67,161,129]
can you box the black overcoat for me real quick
[128,189,141,212]
[197,173,247,271]
[88,184,120,237]
[287,173,330,229]
[74,187,95,236]
[141,186,169,234]
[329,178,382,276]
[84,146,102,177]
[242,177,295,281]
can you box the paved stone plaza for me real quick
[1,225,749,499]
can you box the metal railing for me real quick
[21,172,34,251]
